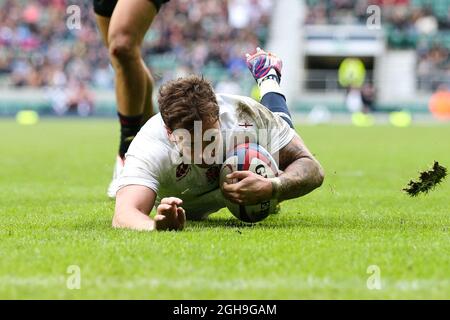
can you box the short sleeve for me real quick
[117,154,160,194]
[116,132,169,194]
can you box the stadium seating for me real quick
[0,0,273,115]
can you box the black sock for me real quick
[260,92,294,129]
[118,112,143,159]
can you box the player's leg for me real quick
[96,16,154,137]
[96,14,155,128]
[95,14,126,197]
[260,92,294,128]
[94,15,110,46]
[94,0,164,198]
[107,0,158,158]
[246,48,294,128]
[141,59,155,126]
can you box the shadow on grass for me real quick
[66,213,314,232]
[64,209,437,233]
[188,217,257,229]
[188,212,443,232]
[67,214,443,234]
[186,215,305,230]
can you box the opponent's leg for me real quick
[94,14,124,198]
[96,13,155,141]
[108,0,158,158]
[95,15,110,46]
[94,0,158,198]
[141,59,155,125]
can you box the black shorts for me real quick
[93,0,170,17]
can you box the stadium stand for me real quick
[1,0,449,116]
[0,0,273,115]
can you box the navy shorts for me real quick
[93,0,170,17]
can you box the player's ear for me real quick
[166,125,178,144]
[165,125,173,137]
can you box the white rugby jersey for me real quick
[117,93,296,220]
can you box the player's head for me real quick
[159,75,219,131]
[159,75,221,167]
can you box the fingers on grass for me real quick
[160,197,183,206]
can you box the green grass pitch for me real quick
[0,119,449,299]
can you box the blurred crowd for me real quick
[305,0,369,25]
[144,0,272,96]
[305,0,450,31]
[146,0,271,72]
[0,0,101,88]
[0,0,272,114]
[3,0,449,115]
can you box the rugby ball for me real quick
[219,143,279,223]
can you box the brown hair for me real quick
[158,75,219,131]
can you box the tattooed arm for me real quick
[274,135,325,201]
[222,135,324,204]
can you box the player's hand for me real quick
[221,171,272,205]
[154,197,186,231]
